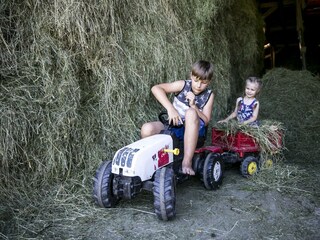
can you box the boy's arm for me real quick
[151,80,185,125]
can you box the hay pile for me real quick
[0,0,264,187]
[0,1,265,235]
[259,68,320,163]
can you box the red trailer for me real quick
[193,127,282,177]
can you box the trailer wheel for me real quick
[241,156,259,177]
[203,153,223,190]
[93,160,120,208]
[261,153,274,169]
[263,159,273,168]
[153,167,176,221]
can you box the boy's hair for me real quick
[191,60,214,81]
[246,76,262,92]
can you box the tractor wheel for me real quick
[203,153,223,190]
[192,153,205,175]
[241,156,259,177]
[93,160,120,208]
[153,167,176,221]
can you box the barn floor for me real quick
[2,161,318,240]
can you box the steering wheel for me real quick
[158,111,184,128]
[158,111,170,126]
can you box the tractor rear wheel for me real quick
[192,153,205,175]
[93,160,120,208]
[153,167,176,221]
[203,153,223,190]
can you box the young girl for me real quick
[141,60,215,175]
[218,77,262,126]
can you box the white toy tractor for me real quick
[93,113,224,221]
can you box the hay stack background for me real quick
[259,68,320,163]
[0,0,264,186]
[1,2,319,238]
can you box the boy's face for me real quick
[191,75,210,95]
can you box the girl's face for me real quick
[191,75,209,95]
[245,81,259,98]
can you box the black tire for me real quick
[93,160,120,208]
[153,167,176,221]
[203,153,223,190]
[241,156,259,177]
[192,153,205,176]
[158,111,170,126]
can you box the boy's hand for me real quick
[186,92,196,107]
[167,108,182,126]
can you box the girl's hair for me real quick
[246,76,262,93]
[191,60,214,81]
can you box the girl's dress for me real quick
[237,97,259,126]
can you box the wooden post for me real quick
[296,0,306,70]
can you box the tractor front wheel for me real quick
[93,160,120,208]
[153,167,176,221]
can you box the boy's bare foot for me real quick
[182,166,195,175]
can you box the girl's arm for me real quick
[218,97,241,123]
[243,101,260,125]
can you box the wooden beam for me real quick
[262,6,278,18]
[260,0,295,8]
[260,0,296,19]
[269,25,296,31]
[296,0,306,69]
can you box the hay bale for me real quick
[259,68,320,163]
[0,0,264,186]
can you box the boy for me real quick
[141,60,215,175]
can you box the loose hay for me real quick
[250,162,309,193]
[213,119,286,165]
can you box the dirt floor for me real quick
[1,162,319,240]
[85,164,320,240]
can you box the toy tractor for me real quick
[92,114,224,221]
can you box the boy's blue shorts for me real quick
[171,118,206,141]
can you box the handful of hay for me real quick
[213,119,285,157]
